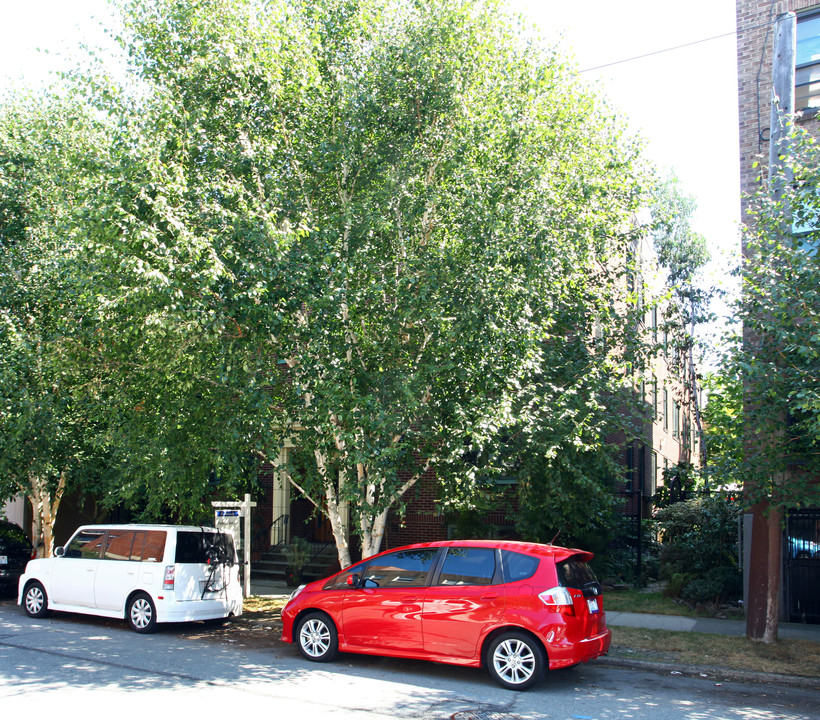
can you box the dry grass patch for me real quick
[604,589,742,618]
[178,595,287,647]
[610,626,820,678]
[243,595,288,615]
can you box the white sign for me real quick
[212,494,257,598]
[214,509,242,548]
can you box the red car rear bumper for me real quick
[546,628,612,670]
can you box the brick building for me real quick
[624,234,703,519]
[737,0,820,224]
[736,0,820,628]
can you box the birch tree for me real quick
[77,0,649,566]
[0,98,107,554]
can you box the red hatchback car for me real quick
[281,539,611,690]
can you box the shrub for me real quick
[284,537,311,572]
[592,516,661,585]
[680,566,742,605]
[655,493,741,604]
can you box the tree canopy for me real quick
[736,121,820,510]
[0,96,112,553]
[2,0,659,563]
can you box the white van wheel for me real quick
[24,581,50,618]
[127,593,157,633]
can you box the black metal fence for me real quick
[785,510,820,623]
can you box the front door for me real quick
[51,529,105,607]
[342,547,439,653]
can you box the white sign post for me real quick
[212,493,257,598]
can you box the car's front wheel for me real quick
[486,631,546,690]
[23,581,50,618]
[296,611,339,662]
[127,592,157,633]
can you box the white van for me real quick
[18,524,243,632]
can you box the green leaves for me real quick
[729,121,820,510]
[2,0,659,553]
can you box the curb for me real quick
[597,655,820,691]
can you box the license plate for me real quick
[587,597,599,613]
[0,556,7,565]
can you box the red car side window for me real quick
[436,547,496,586]
[363,549,438,588]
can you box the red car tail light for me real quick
[163,565,175,590]
[538,586,575,616]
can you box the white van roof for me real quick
[74,524,223,533]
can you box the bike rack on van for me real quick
[200,528,236,600]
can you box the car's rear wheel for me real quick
[296,611,339,662]
[487,631,546,690]
[23,581,50,618]
[127,592,157,633]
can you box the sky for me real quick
[508,0,740,289]
[0,0,741,321]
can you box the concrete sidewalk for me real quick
[250,577,820,641]
[606,610,820,641]
[250,578,291,597]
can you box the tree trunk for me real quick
[312,448,353,569]
[28,470,66,558]
[746,501,782,643]
[763,507,783,644]
[360,506,389,559]
[325,484,352,569]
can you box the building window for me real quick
[651,451,658,495]
[673,400,681,439]
[625,443,634,490]
[789,182,820,247]
[652,379,659,420]
[651,306,658,344]
[797,11,820,110]
[663,388,669,431]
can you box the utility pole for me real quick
[746,11,795,644]
[768,13,796,196]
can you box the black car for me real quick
[0,520,35,596]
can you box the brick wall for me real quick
[736,0,820,220]
[386,470,521,548]
[387,468,446,546]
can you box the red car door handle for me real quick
[401,596,419,602]
[480,592,499,599]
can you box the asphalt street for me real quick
[1,598,819,719]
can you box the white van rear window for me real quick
[175,531,235,564]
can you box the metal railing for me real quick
[251,513,289,554]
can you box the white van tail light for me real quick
[539,586,575,616]
[163,565,176,590]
